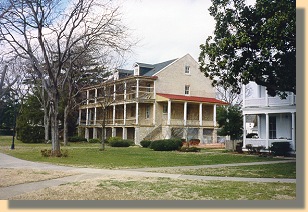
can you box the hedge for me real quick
[149,139,183,151]
[109,139,133,147]
[68,136,87,142]
[140,140,152,148]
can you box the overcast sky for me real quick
[120,0,215,69]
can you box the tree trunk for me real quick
[63,105,69,146]
[49,92,61,156]
[44,110,50,143]
[101,108,106,150]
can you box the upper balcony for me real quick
[243,83,296,108]
[244,95,296,108]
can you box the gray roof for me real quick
[116,58,178,79]
[143,58,177,76]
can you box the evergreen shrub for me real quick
[140,140,152,148]
[89,138,101,143]
[17,125,44,143]
[270,142,291,156]
[109,139,131,147]
[149,139,183,151]
[68,136,87,142]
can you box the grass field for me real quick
[0,136,296,200]
[0,136,284,169]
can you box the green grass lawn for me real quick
[0,136,287,170]
[153,162,296,179]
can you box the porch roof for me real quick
[156,93,228,105]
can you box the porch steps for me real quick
[143,125,162,140]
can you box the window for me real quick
[146,83,151,92]
[131,106,136,117]
[185,85,190,95]
[145,105,150,119]
[163,104,168,114]
[185,65,190,74]
[269,116,276,139]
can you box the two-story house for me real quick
[78,54,227,144]
[242,82,296,152]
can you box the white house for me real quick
[242,82,296,152]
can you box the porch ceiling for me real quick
[156,93,228,105]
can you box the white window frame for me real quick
[185,85,190,95]
[185,65,190,74]
[163,104,168,114]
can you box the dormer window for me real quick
[134,64,140,76]
[185,65,190,74]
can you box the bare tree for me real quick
[0,58,20,99]
[61,47,113,146]
[0,0,131,156]
[216,84,252,105]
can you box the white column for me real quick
[243,114,246,147]
[112,127,116,137]
[257,115,261,137]
[123,104,127,125]
[291,112,295,150]
[291,92,295,105]
[86,108,89,125]
[265,90,269,106]
[124,82,127,100]
[153,102,156,125]
[95,88,97,103]
[135,102,139,125]
[89,109,92,125]
[167,99,171,125]
[265,113,269,147]
[199,103,203,126]
[243,84,246,108]
[136,79,140,98]
[78,109,81,125]
[113,105,116,125]
[134,127,140,144]
[85,128,89,141]
[113,84,116,101]
[122,127,127,140]
[153,81,156,97]
[94,107,97,125]
[86,90,89,104]
[93,128,97,139]
[184,102,187,126]
[213,104,217,127]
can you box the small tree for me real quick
[216,105,243,140]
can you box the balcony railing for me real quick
[245,138,294,149]
[244,95,295,108]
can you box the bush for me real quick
[0,128,13,136]
[269,142,291,156]
[189,139,200,146]
[89,138,101,143]
[236,141,243,153]
[41,149,69,157]
[107,137,122,143]
[68,136,87,142]
[178,146,201,152]
[109,139,131,147]
[149,139,183,151]
[140,140,152,148]
[17,125,44,143]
